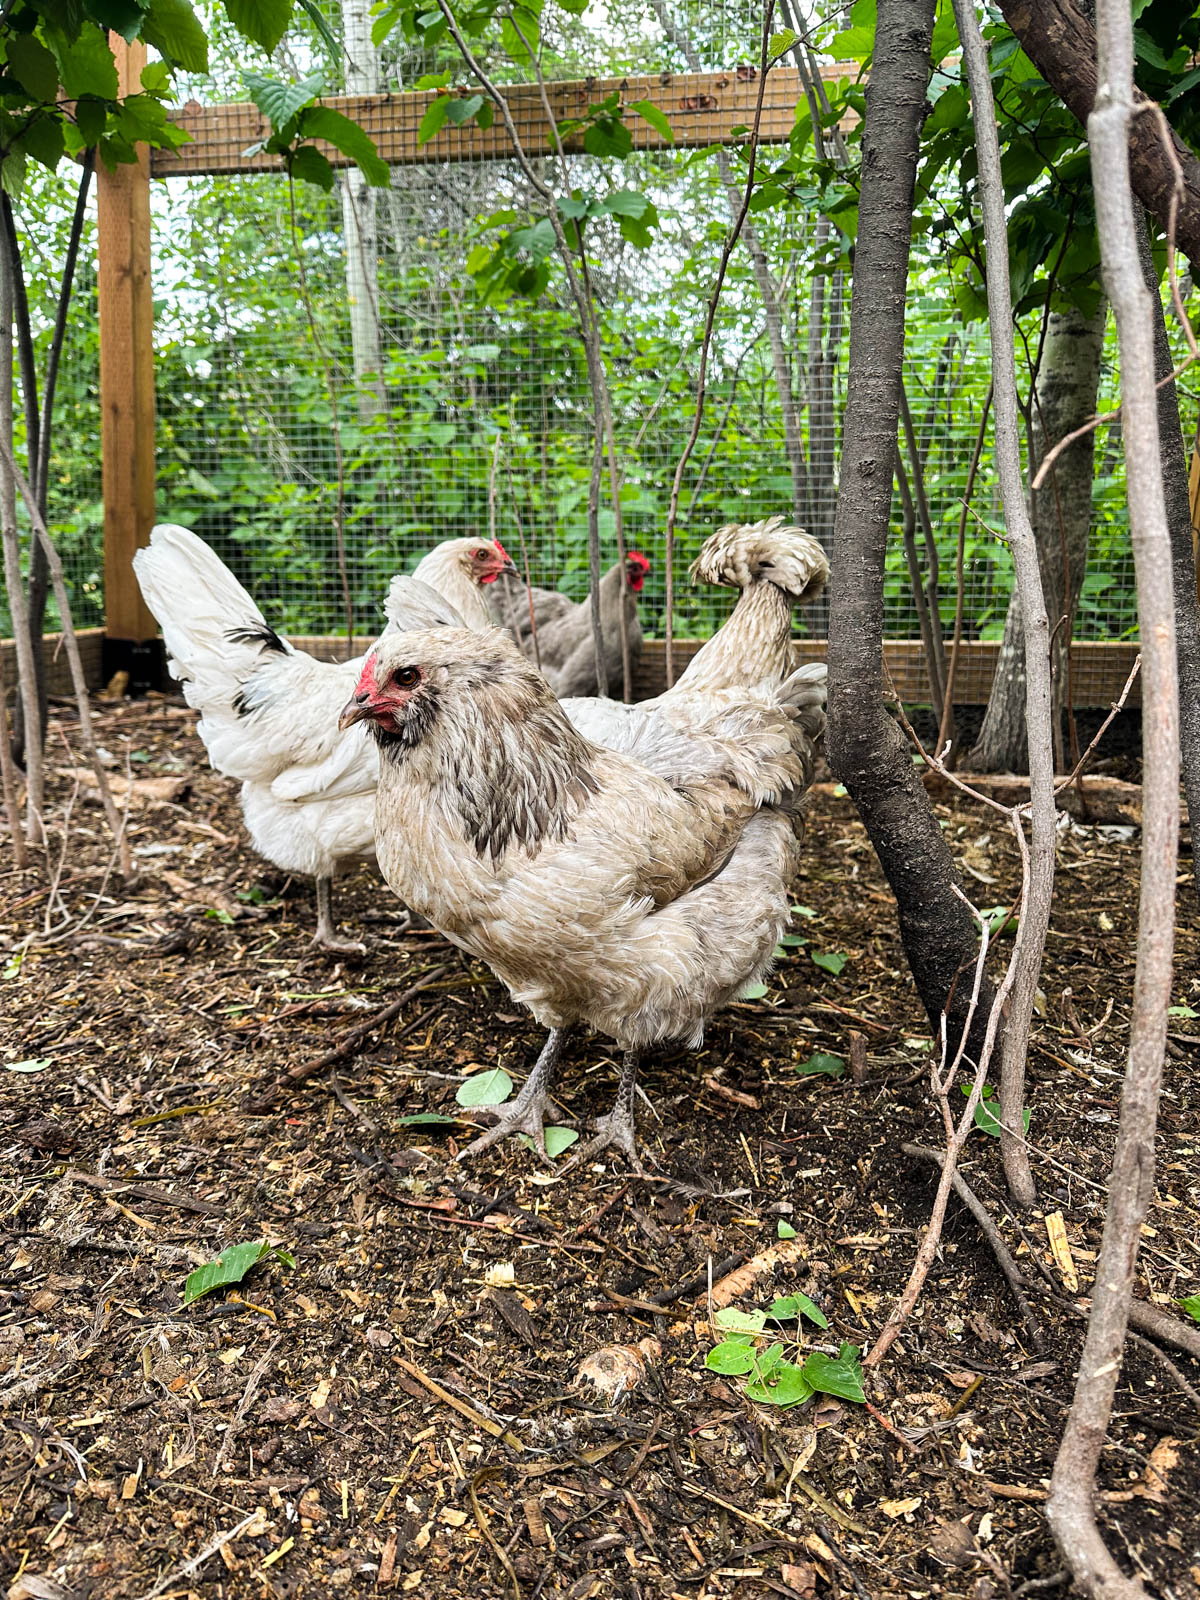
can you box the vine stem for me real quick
[661,1,776,687]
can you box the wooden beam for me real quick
[98,37,157,643]
[150,64,855,178]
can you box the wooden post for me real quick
[98,36,156,650]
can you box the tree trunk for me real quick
[1138,215,1200,893]
[826,0,993,1059]
[340,0,385,420]
[973,301,1105,772]
[996,0,1200,272]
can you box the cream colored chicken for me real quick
[342,607,824,1167]
[133,525,510,951]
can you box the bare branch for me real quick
[1044,2,1180,1592]
[953,0,1055,1211]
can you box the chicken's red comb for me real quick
[628,550,651,570]
[493,538,512,563]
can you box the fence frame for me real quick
[94,45,1167,706]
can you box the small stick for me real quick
[243,964,448,1111]
[130,1511,260,1600]
[1,435,131,875]
[901,1142,1044,1348]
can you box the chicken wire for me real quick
[6,0,1175,681]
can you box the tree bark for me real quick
[997,0,1200,270]
[340,0,386,420]
[972,301,1105,773]
[1138,217,1200,894]
[826,0,993,1059]
[1045,0,1179,1587]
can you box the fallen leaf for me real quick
[879,1496,922,1519]
[782,1560,817,1596]
[309,1376,333,1410]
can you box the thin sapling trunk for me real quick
[952,0,1054,1210]
[1045,1,1180,1590]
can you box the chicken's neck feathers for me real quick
[669,582,794,699]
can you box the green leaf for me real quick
[245,70,325,133]
[444,93,484,125]
[557,193,591,221]
[205,907,234,925]
[1178,1294,1200,1324]
[791,905,818,918]
[500,8,539,65]
[971,1096,1030,1139]
[738,981,769,1000]
[811,950,847,976]
[777,933,808,948]
[629,98,673,142]
[768,27,798,59]
[4,1057,52,1073]
[303,106,390,185]
[223,0,295,53]
[796,1052,845,1079]
[51,25,120,100]
[88,0,153,42]
[543,1125,578,1158]
[76,96,109,145]
[800,1342,866,1404]
[396,1111,459,1126]
[296,0,341,62]
[745,1360,812,1407]
[1168,1004,1198,1018]
[597,187,649,219]
[183,1240,294,1304]
[418,96,451,144]
[980,906,1018,938]
[768,1292,829,1328]
[706,1338,757,1375]
[290,144,335,189]
[456,1067,513,1107]
[21,115,66,171]
[776,1220,797,1240]
[141,0,210,72]
[8,36,61,102]
[713,1306,767,1335]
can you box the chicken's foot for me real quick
[311,876,367,956]
[459,1027,570,1162]
[561,1050,650,1175]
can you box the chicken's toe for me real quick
[458,1094,560,1164]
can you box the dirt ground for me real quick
[1,693,1198,1600]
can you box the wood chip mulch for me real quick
[1,694,1198,1600]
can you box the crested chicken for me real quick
[558,515,828,752]
[344,541,825,1166]
[488,550,651,696]
[133,524,510,951]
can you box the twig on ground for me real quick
[210,1336,282,1477]
[131,1511,261,1600]
[901,1142,1044,1348]
[1125,1330,1200,1415]
[243,963,449,1111]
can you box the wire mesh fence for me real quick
[6,0,1186,670]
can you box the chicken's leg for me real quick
[311,876,367,956]
[459,1027,571,1161]
[564,1049,648,1174]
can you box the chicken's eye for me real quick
[393,666,421,689]
[472,549,488,561]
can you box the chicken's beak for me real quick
[338,690,373,732]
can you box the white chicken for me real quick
[341,607,824,1167]
[133,523,511,951]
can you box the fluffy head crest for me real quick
[689,516,828,605]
